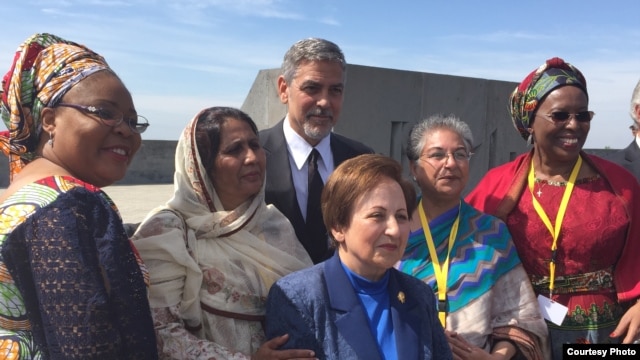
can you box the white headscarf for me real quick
[134,111,312,354]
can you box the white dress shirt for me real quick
[283,116,334,221]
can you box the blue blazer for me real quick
[265,254,452,360]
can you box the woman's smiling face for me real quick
[43,70,142,188]
[531,85,590,164]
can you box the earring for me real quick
[47,132,54,147]
[526,133,533,146]
[412,176,417,182]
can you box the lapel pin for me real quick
[398,291,405,304]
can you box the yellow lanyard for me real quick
[418,199,461,328]
[527,156,582,297]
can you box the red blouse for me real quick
[507,176,627,278]
[467,151,640,329]
[506,176,628,328]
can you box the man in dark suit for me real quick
[260,38,373,263]
[609,79,640,181]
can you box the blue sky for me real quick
[2,0,639,149]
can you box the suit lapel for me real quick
[624,142,640,163]
[262,120,305,232]
[330,134,350,167]
[325,255,382,360]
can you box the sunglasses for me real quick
[538,111,595,125]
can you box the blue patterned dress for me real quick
[397,200,549,358]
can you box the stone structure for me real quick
[0,140,176,187]
[242,64,528,194]
[0,64,616,190]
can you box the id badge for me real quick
[537,294,568,326]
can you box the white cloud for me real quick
[133,94,245,140]
[441,31,553,43]
[319,17,340,26]
[165,0,303,19]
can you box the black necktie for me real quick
[307,148,324,224]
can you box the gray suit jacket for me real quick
[608,140,640,182]
[259,120,374,263]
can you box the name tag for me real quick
[537,294,568,326]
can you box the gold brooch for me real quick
[398,291,405,304]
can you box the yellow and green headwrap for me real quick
[509,57,588,141]
[0,33,110,180]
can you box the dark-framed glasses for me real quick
[538,111,595,125]
[56,103,150,134]
[421,150,471,163]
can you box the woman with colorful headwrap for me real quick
[466,57,640,359]
[0,33,157,359]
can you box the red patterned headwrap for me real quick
[509,57,588,141]
[0,33,110,180]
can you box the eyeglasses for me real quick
[537,111,595,125]
[56,103,150,134]
[421,150,471,163]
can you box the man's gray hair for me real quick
[281,38,346,84]
[630,79,640,122]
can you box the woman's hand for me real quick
[446,331,514,360]
[251,334,317,360]
[611,299,640,344]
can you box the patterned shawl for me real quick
[398,201,521,313]
[397,200,549,359]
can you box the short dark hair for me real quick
[321,154,416,247]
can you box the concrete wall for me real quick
[117,140,176,184]
[0,64,619,189]
[242,64,530,194]
[0,140,177,187]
